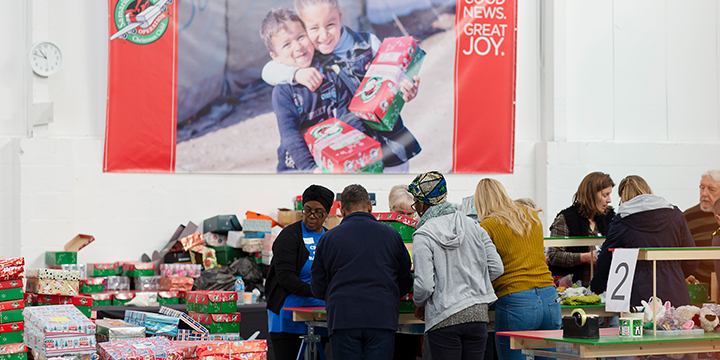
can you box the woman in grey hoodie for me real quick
[408,171,504,360]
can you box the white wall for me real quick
[0,0,718,269]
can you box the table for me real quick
[499,328,720,359]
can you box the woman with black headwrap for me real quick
[265,184,334,360]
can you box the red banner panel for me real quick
[453,0,517,173]
[104,0,178,172]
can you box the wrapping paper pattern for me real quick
[159,264,202,278]
[25,279,79,296]
[240,238,262,253]
[133,276,160,291]
[98,337,184,360]
[47,265,87,279]
[202,232,227,247]
[0,343,26,355]
[158,306,208,335]
[124,311,179,337]
[36,295,92,307]
[0,300,23,312]
[104,277,130,291]
[122,263,155,277]
[23,305,96,356]
[175,329,208,341]
[242,220,272,233]
[159,277,194,292]
[95,319,145,342]
[26,269,82,281]
[86,263,117,277]
[208,333,241,341]
[31,349,99,360]
[178,233,204,252]
[188,246,217,270]
[0,258,24,281]
[193,340,267,360]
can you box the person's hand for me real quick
[401,75,420,102]
[414,305,425,321]
[313,166,323,174]
[580,250,598,264]
[294,68,324,92]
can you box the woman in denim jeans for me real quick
[474,179,561,360]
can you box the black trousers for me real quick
[270,332,330,360]
[426,322,488,360]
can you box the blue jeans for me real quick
[495,286,562,360]
[331,328,395,360]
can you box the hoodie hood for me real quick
[617,194,677,232]
[414,211,469,249]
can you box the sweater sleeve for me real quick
[477,223,504,281]
[547,214,583,267]
[310,234,329,300]
[411,234,433,307]
[677,209,700,276]
[262,60,298,86]
[272,86,317,171]
[271,226,314,298]
[590,219,621,294]
[396,234,413,297]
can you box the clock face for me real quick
[29,42,62,77]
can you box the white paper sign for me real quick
[604,248,639,313]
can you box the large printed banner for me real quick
[104,0,516,174]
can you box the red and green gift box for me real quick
[0,343,26,359]
[44,252,76,266]
[303,118,383,174]
[112,292,135,306]
[157,291,182,305]
[122,262,155,277]
[90,293,113,307]
[80,278,105,294]
[36,295,92,318]
[0,300,23,324]
[190,312,240,333]
[374,212,417,242]
[194,340,266,359]
[186,291,237,313]
[87,263,117,277]
[0,281,22,303]
[0,322,23,345]
[0,352,26,360]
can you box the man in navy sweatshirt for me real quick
[311,184,413,360]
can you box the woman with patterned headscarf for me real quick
[409,171,504,360]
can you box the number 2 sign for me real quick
[605,248,639,313]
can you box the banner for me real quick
[104,0,516,174]
[454,0,517,173]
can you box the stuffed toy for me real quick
[698,307,720,332]
[641,297,665,324]
[674,305,701,330]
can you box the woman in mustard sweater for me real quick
[475,178,560,360]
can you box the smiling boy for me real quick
[259,8,366,173]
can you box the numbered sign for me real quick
[605,248,639,312]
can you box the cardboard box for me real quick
[189,312,240,333]
[132,276,160,291]
[202,232,227,247]
[226,231,244,248]
[25,279,79,296]
[303,118,383,173]
[277,208,302,228]
[348,36,425,131]
[242,219,272,233]
[159,277,194,292]
[186,291,237,314]
[203,215,242,234]
[209,246,244,266]
[324,215,343,229]
[104,276,130,291]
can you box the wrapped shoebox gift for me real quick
[79,278,105,294]
[189,312,240,333]
[89,293,112,307]
[208,333,241,341]
[86,263,116,278]
[175,330,208,341]
[159,277,194,292]
[163,251,192,264]
[242,232,266,239]
[94,319,145,342]
[170,232,205,253]
[47,265,86,279]
[348,36,425,132]
[157,292,182,305]
[36,295,92,318]
[159,264,202,278]
[189,245,217,270]
[202,232,227,247]
[240,238,262,253]
[0,299,24,324]
[133,276,160,291]
[23,293,38,307]
[293,195,303,210]
[226,231,244,248]
[104,276,130,291]
[209,246,243,266]
[25,278,79,296]
[26,269,82,281]
[97,336,184,360]
[193,340,267,360]
[112,292,135,306]
[122,263,155,277]
[374,212,417,242]
[159,306,209,338]
[0,280,23,302]
[23,305,96,357]
[124,310,179,337]
[0,344,26,359]
[186,291,238,314]
[0,351,26,360]
[44,253,77,266]
[0,258,24,282]
[303,118,383,173]
[203,215,242,235]
[0,322,23,345]
[30,349,98,360]
[242,219,272,233]
[262,251,273,266]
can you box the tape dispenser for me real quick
[562,308,600,339]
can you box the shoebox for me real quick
[348,36,425,131]
[240,237,262,253]
[262,250,273,266]
[157,291,182,305]
[303,118,383,173]
[89,293,112,307]
[112,292,135,306]
[163,251,192,264]
[44,235,95,266]
[189,312,240,333]
[26,269,82,281]
[158,306,209,337]
[121,262,155,277]
[186,291,237,313]
[242,219,272,233]
[132,276,160,291]
[29,350,98,360]
[25,278,79,296]
[23,293,37,307]
[209,246,244,266]
[193,340,267,359]
[170,232,205,253]
[124,310,179,337]
[47,264,86,279]
[277,208,302,228]
[189,245,218,270]
[0,300,23,324]
[159,264,202,278]
[227,231,244,248]
[35,295,92,319]
[0,344,26,359]
[203,215,242,235]
[0,322,23,345]
[374,212,418,242]
[159,277,194,292]
[0,258,23,282]
[202,232,227,247]
[22,305,96,357]
[104,276,130,291]
[208,333,241,341]
[94,319,145,343]
[0,280,23,302]
[86,263,116,277]
[79,278,105,294]
[97,337,183,360]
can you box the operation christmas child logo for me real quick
[110,0,172,44]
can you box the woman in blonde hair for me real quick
[475,179,559,360]
[590,175,698,307]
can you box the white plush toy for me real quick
[641,297,665,324]
[698,307,720,332]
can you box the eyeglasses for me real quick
[302,208,327,218]
[411,200,423,212]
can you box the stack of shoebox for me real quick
[158,306,209,341]
[23,305,97,358]
[242,219,272,265]
[94,319,145,343]
[159,263,199,295]
[191,339,268,359]
[25,269,81,297]
[81,263,119,308]
[123,309,179,338]
[0,257,26,360]
[204,215,244,266]
[122,261,158,292]
[180,232,217,271]
[98,266,133,306]
[97,337,187,360]
[187,291,241,341]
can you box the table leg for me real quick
[297,322,327,360]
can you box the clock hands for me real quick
[38,49,47,59]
